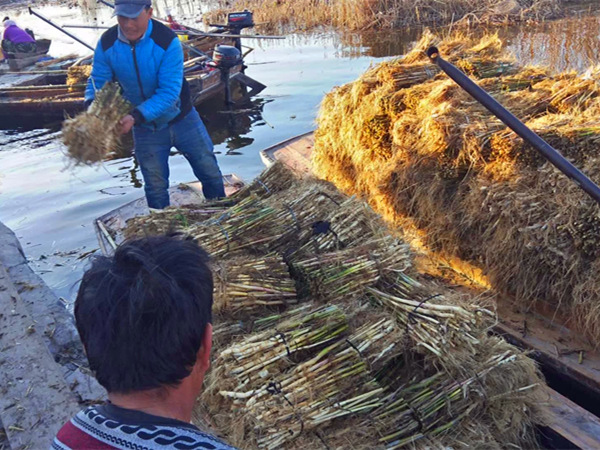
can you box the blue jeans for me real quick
[133,109,226,209]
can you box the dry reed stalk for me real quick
[212,255,297,315]
[313,31,600,343]
[62,82,132,165]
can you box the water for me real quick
[1,3,600,301]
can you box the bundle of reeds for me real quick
[190,185,345,257]
[62,82,132,165]
[368,274,495,361]
[213,255,297,315]
[313,30,600,343]
[217,305,347,381]
[123,203,232,240]
[291,237,412,300]
[215,309,400,448]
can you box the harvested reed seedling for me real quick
[62,82,132,165]
[168,166,545,448]
[313,31,600,343]
[213,255,297,315]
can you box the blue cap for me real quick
[114,0,151,18]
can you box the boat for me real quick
[95,132,600,448]
[3,38,52,71]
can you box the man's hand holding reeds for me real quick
[119,114,135,134]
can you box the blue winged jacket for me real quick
[85,19,192,130]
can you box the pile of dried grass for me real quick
[313,30,600,342]
[204,0,562,32]
[62,82,131,165]
[130,166,548,448]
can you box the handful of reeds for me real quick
[62,82,132,165]
[212,255,297,316]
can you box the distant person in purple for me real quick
[2,17,37,54]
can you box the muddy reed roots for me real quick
[62,82,131,165]
[123,163,545,448]
[205,0,561,32]
[312,31,600,343]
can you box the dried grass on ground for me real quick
[312,30,600,344]
[125,165,545,448]
[205,0,562,32]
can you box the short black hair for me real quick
[75,236,213,393]
[2,17,9,22]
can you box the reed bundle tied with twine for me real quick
[124,203,233,240]
[313,30,600,343]
[231,161,300,200]
[62,82,132,165]
[291,236,412,300]
[212,255,297,316]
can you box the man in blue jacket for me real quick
[85,0,226,209]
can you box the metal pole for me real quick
[427,46,600,206]
[29,7,94,51]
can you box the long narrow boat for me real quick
[95,132,600,448]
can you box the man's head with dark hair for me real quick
[75,236,213,396]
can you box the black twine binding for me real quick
[274,331,293,357]
[256,179,271,195]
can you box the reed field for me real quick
[312,30,600,344]
[205,0,562,31]
[125,163,544,448]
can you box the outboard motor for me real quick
[212,45,242,104]
[227,10,254,33]
[213,45,242,69]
